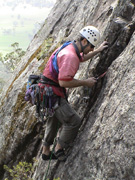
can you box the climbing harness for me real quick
[50,41,72,80]
[25,75,61,122]
[50,40,81,80]
[25,41,75,121]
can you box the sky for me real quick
[0,0,56,55]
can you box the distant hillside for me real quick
[0,0,56,55]
[0,0,56,91]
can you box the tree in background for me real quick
[0,42,25,71]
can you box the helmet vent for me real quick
[79,26,100,46]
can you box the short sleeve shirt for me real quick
[43,44,83,97]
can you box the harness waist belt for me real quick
[40,75,60,87]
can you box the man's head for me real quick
[79,26,100,54]
[80,26,100,47]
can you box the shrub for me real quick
[4,161,34,180]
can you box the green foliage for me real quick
[0,42,25,71]
[37,37,53,60]
[4,160,60,180]
[4,161,34,180]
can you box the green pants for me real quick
[43,98,81,148]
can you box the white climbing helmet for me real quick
[79,26,100,47]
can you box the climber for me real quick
[41,26,108,162]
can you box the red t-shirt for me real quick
[43,43,83,97]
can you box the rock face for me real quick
[0,62,12,92]
[0,0,135,180]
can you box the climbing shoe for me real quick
[54,149,67,162]
[42,152,57,160]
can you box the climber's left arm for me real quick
[83,41,108,62]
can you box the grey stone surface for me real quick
[0,0,135,180]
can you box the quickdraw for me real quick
[25,75,60,122]
[96,71,107,80]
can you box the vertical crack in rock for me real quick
[81,19,135,131]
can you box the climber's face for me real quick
[82,39,95,54]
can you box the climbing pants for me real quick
[43,98,81,148]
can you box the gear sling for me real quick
[25,41,73,121]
